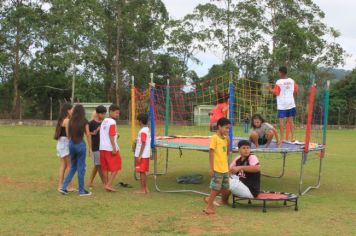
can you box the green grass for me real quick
[0,125,355,235]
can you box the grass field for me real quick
[0,125,355,235]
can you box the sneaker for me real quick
[59,189,68,195]
[79,190,92,197]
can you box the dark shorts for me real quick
[210,172,229,191]
[258,136,268,145]
[278,107,297,118]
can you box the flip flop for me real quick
[117,182,133,188]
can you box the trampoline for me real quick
[131,75,330,197]
[153,135,325,196]
[232,191,299,213]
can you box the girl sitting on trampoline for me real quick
[209,92,229,132]
[229,140,261,198]
[249,114,281,148]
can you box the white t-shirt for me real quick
[274,78,298,110]
[135,127,151,158]
[99,118,119,151]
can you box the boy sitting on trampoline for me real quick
[229,140,261,198]
[249,114,281,148]
[203,117,231,215]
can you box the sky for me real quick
[162,0,356,76]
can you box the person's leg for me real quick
[58,157,66,191]
[219,173,230,205]
[287,117,295,141]
[65,156,76,192]
[205,189,220,214]
[279,118,285,141]
[105,171,118,191]
[234,179,254,198]
[76,142,86,194]
[250,131,259,148]
[135,172,146,193]
[88,166,97,188]
[265,130,274,147]
[100,151,109,186]
[62,144,78,191]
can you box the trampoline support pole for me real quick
[261,152,287,178]
[299,152,323,195]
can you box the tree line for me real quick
[0,0,349,122]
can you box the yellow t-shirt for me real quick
[210,134,229,173]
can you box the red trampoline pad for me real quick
[161,137,210,146]
[256,193,289,199]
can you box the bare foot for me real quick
[135,190,147,194]
[67,188,78,192]
[105,186,116,192]
[203,209,215,215]
[88,184,93,189]
[145,188,150,193]
[203,197,221,207]
[218,201,229,206]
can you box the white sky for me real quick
[162,0,356,76]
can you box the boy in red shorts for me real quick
[134,113,151,194]
[99,104,121,192]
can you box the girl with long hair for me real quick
[54,103,76,192]
[59,104,92,196]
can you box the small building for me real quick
[193,105,214,126]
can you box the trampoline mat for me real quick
[155,136,323,153]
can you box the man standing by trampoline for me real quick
[268,66,298,142]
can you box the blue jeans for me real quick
[62,140,86,194]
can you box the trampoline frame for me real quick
[152,144,324,196]
[232,191,299,213]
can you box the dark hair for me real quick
[137,113,148,125]
[109,104,120,112]
[238,140,251,149]
[96,105,107,114]
[217,117,230,127]
[54,103,73,140]
[251,114,265,128]
[279,66,287,74]
[217,91,229,103]
[69,104,87,144]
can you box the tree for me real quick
[0,0,45,118]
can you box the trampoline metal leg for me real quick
[153,148,208,196]
[299,152,323,195]
[263,200,267,213]
[262,152,287,178]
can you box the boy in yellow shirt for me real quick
[204,117,231,215]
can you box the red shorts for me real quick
[100,151,122,172]
[135,158,150,172]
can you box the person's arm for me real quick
[229,156,240,173]
[239,165,260,173]
[64,118,70,139]
[137,133,147,161]
[109,124,117,154]
[209,149,215,177]
[294,83,299,95]
[85,124,92,155]
[267,84,280,96]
